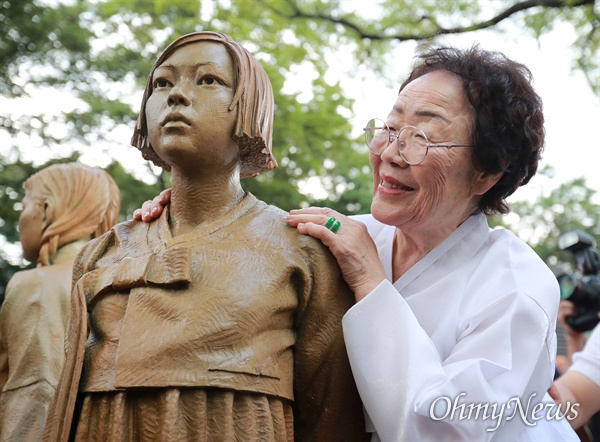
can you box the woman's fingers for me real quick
[133,200,153,221]
[159,188,172,204]
[133,189,172,222]
[133,208,143,221]
[295,218,339,246]
[288,208,386,300]
[287,207,346,228]
[289,206,337,216]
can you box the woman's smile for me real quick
[378,174,415,194]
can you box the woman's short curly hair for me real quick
[132,31,277,179]
[400,45,545,215]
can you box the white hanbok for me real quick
[343,213,579,441]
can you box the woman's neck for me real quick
[168,168,245,237]
[391,229,432,281]
[391,211,473,281]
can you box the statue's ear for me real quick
[42,201,53,228]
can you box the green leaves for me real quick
[491,167,599,266]
[1,0,598,299]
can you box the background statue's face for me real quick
[145,41,239,173]
[18,191,45,263]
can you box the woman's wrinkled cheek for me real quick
[370,154,381,196]
[414,171,446,220]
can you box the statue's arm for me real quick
[292,243,370,442]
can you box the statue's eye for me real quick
[199,76,220,85]
[154,79,170,89]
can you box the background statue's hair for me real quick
[24,162,121,266]
[132,31,277,179]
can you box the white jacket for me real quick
[343,213,579,441]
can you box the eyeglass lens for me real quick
[365,118,429,164]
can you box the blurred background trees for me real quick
[1,0,598,298]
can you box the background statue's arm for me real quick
[0,273,64,441]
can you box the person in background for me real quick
[550,302,600,438]
[0,162,120,441]
[43,32,367,442]
[557,299,593,368]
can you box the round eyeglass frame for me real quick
[363,118,473,165]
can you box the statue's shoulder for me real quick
[72,218,144,279]
[5,267,43,296]
[4,264,73,311]
[250,199,332,259]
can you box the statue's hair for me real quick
[131,31,277,178]
[24,162,121,266]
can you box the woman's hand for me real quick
[133,189,171,222]
[287,207,386,302]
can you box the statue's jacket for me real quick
[43,193,368,441]
[0,241,84,442]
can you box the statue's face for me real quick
[19,191,44,263]
[145,41,238,172]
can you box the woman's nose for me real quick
[380,136,409,167]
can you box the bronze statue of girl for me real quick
[42,32,367,442]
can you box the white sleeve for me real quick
[342,280,556,441]
[569,324,600,386]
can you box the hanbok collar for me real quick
[393,213,489,294]
[154,192,259,248]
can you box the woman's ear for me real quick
[471,170,504,196]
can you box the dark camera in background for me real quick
[557,230,600,332]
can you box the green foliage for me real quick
[1,0,598,297]
[518,2,598,93]
[491,168,600,270]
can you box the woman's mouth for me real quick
[380,179,414,191]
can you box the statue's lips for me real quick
[162,114,192,127]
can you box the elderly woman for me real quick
[43,32,366,442]
[286,46,579,440]
[0,162,120,441]
[139,46,580,440]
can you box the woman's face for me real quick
[19,191,44,263]
[370,69,488,235]
[145,41,238,172]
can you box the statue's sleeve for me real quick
[292,240,370,442]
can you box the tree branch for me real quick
[261,0,595,41]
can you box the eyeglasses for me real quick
[363,118,473,165]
